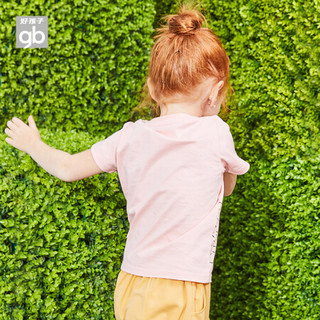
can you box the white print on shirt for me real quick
[209,201,222,264]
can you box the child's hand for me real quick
[4,115,102,182]
[5,116,41,154]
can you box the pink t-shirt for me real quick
[91,113,249,283]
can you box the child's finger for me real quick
[4,128,15,138]
[28,115,38,130]
[6,120,17,132]
[12,117,25,127]
[5,137,17,148]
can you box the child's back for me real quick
[92,114,249,284]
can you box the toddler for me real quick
[5,5,249,320]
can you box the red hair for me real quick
[137,4,231,117]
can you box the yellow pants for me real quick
[114,271,211,320]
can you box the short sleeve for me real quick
[90,128,123,173]
[217,117,250,175]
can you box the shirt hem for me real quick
[121,263,212,284]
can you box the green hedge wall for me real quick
[0,130,129,319]
[0,0,155,136]
[0,0,155,318]
[1,0,320,319]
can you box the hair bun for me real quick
[168,9,204,35]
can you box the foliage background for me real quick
[1,0,320,319]
[0,0,154,137]
[0,0,154,319]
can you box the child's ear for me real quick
[218,80,224,91]
[209,80,224,102]
[147,78,156,101]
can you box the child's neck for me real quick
[160,101,203,117]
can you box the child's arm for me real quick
[5,116,103,182]
[223,172,237,197]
